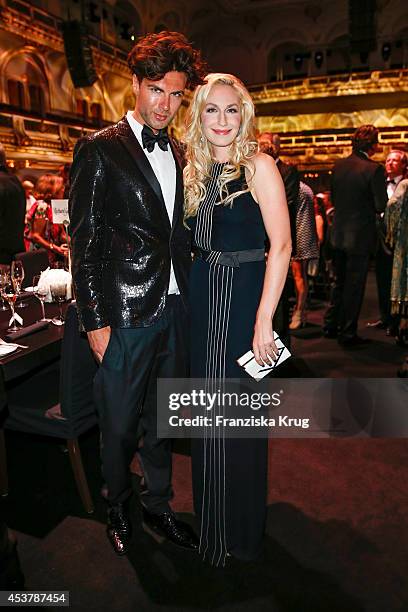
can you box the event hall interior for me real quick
[0,0,407,610]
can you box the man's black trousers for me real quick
[94,295,188,512]
[324,249,370,341]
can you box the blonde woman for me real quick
[184,73,291,565]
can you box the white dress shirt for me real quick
[126,110,179,295]
[387,175,403,199]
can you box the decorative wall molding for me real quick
[0,0,407,172]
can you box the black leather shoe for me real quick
[142,508,199,550]
[338,335,372,348]
[366,320,386,329]
[107,503,132,556]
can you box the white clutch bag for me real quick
[237,332,291,381]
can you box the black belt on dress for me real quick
[194,248,265,268]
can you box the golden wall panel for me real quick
[256,108,408,133]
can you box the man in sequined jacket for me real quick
[69,31,206,556]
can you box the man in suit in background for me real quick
[323,125,388,347]
[367,149,407,334]
[258,132,299,346]
[69,31,206,556]
[0,144,25,268]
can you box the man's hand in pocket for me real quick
[87,326,111,364]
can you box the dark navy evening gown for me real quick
[189,162,269,566]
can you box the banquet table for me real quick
[0,293,69,384]
[0,294,97,513]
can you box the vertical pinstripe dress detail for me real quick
[189,163,269,566]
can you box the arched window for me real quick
[327,36,351,75]
[28,84,45,114]
[388,28,408,69]
[114,1,142,49]
[4,52,49,115]
[76,98,88,119]
[7,79,25,108]
[268,43,309,81]
[90,102,102,123]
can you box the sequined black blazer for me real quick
[69,117,191,332]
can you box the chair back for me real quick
[13,250,49,288]
[59,302,98,431]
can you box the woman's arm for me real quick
[315,214,324,245]
[251,152,292,365]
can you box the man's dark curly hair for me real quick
[127,31,207,89]
[351,124,379,153]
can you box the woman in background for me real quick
[385,177,408,348]
[25,174,68,266]
[289,181,320,329]
[184,73,291,565]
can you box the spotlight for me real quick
[382,43,391,62]
[314,51,324,69]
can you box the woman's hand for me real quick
[51,244,68,257]
[252,311,278,366]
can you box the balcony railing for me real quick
[0,102,110,132]
[249,68,408,100]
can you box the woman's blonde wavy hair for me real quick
[184,73,257,219]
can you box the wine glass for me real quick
[0,269,9,311]
[11,260,27,309]
[32,274,50,322]
[1,278,19,332]
[50,282,67,326]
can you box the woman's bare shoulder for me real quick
[252,151,276,172]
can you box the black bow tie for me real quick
[141,125,169,153]
[387,178,395,184]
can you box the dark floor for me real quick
[288,270,406,378]
[1,271,407,612]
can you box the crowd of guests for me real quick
[0,145,70,270]
[258,127,407,374]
